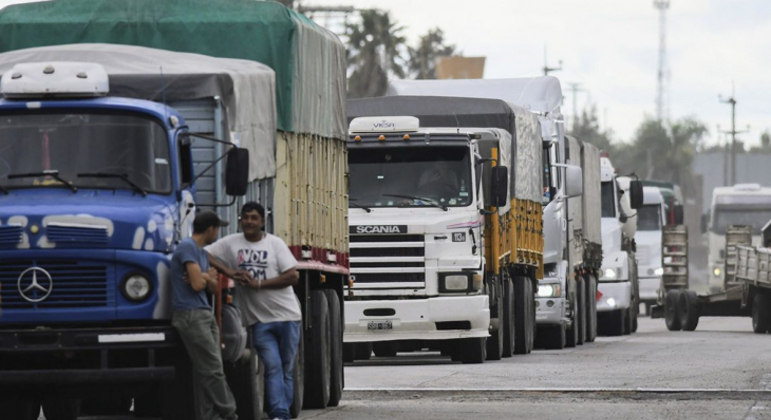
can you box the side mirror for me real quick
[491,166,508,207]
[564,164,583,198]
[628,180,644,209]
[225,147,249,196]
[672,205,685,225]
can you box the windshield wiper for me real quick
[383,193,448,211]
[8,170,78,193]
[77,172,147,197]
[349,198,372,213]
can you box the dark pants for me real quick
[253,321,301,420]
[172,309,238,420]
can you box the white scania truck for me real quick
[387,77,593,351]
[343,100,544,363]
[596,157,643,335]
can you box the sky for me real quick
[0,0,768,148]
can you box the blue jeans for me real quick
[253,321,301,420]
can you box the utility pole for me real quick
[719,93,749,186]
[653,0,670,122]
[542,47,562,76]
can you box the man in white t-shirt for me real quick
[206,202,301,420]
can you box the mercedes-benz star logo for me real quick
[17,267,53,303]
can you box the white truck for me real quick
[636,186,666,315]
[596,157,643,335]
[706,184,771,294]
[344,102,545,363]
[387,77,592,351]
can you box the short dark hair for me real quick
[193,211,228,233]
[240,201,265,219]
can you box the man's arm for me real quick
[243,267,299,290]
[185,262,219,293]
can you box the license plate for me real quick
[367,320,393,331]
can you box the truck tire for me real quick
[290,325,305,418]
[486,277,504,361]
[42,397,80,420]
[577,276,586,345]
[623,306,633,335]
[226,346,264,420]
[566,279,579,347]
[304,289,331,409]
[751,293,770,334]
[458,337,486,364]
[585,274,598,342]
[598,309,625,336]
[0,396,40,420]
[514,276,535,354]
[324,289,343,407]
[678,290,700,331]
[502,275,515,357]
[664,289,682,331]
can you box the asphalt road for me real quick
[40,315,771,420]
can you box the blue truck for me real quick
[0,44,348,420]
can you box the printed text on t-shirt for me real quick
[238,249,269,280]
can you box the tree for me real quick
[407,28,456,79]
[344,9,407,98]
[568,105,615,155]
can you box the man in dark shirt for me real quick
[171,211,238,420]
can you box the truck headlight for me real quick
[537,283,561,298]
[439,272,474,292]
[654,267,664,276]
[712,266,722,277]
[121,273,152,302]
[603,268,618,280]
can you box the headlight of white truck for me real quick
[438,272,481,293]
[713,266,722,277]
[121,273,152,302]
[602,267,618,280]
[654,267,664,276]
[537,283,561,298]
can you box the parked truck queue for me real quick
[3,1,729,419]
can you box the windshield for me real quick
[638,204,662,231]
[349,145,472,208]
[712,208,771,234]
[0,111,172,193]
[601,181,616,218]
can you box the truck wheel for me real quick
[514,276,535,354]
[355,342,373,360]
[598,309,625,336]
[0,396,40,420]
[324,289,343,407]
[751,293,770,334]
[502,275,515,357]
[372,342,397,357]
[458,337,487,364]
[623,306,633,335]
[678,290,700,331]
[664,289,682,331]
[486,278,504,361]
[290,325,304,418]
[42,397,81,420]
[566,281,579,347]
[585,274,598,342]
[226,346,264,420]
[304,290,331,409]
[577,277,586,345]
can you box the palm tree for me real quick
[408,28,456,79]
[345,9,407,98]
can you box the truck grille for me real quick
[0,225,22,248]
[349,234,425,289]
[0,260,109,308]
[47,224,109,246]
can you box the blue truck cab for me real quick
[0,62,244,417]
